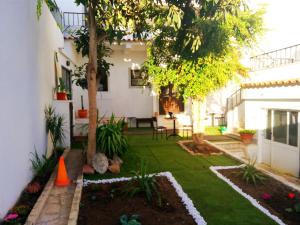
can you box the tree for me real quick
[143,0,264,142]
[74,0,158,164]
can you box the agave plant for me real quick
[126,161,161,205]
[240,160,265,185]
[96,114,128,159]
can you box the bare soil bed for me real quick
[219,168,300,225]
[78,176,197,225]
[181,141,222,155]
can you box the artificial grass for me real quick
[85,135,276,225]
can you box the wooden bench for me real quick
[136,118,153,128]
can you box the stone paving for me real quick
[35,150,83,225]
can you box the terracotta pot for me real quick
[240,133,254,144]
[78,109,88,118]
[56,92,67,100]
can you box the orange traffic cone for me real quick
[55,156,70,187]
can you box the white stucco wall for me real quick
[71,42,153,119]
[0,0,63,218]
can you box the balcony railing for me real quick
[63,12,87,32]
[250,44,300,71]
[226,89,242,111]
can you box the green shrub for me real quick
[126,161,160,205]
[120,214,141,225]
[45,106,65,156]
[30,149,55,178]
[238,129,256,135]
[240,161,265,185]
[96,114,128,159]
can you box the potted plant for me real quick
[78,95,88,118]
[55,78,67,100]
[239,129,256,144]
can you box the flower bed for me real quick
[210,165,300,225]
[178,140,222,156]
[0,151,64,225]
[79,172,207,225]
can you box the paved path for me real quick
[35,150,83,225]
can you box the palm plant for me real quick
[96,114,128,159]
[45,106,65,156]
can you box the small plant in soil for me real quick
[126,161,161,206]
[285,192,300,213]
[30,149,55,179]
[240,161,265,185]
[120,214,141,225]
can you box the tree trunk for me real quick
[87,2,98,165]
[192,98,206,145]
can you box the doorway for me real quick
[263,109,299,176]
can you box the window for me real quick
[273,110,287,144]
[130,69,148,87]
[268,110,298,147]
[98,73,108,92]
[62,67,72,95]
[265,110,272,140]
[289,112,298,146]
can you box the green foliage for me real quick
[55,77,67,93]
[240,161,265,185]
[36,0,58,19]
[126,161,161,205]
[120,214,141,225]
[96,114,128,159]
[143,0,264,100]
[294,202,300,213]
[45,106,65,154]
[239,129,256,135]
[12,205,31,217]
[30,149,55,178]
[73,28,113,90]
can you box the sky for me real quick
[250,0,300,53]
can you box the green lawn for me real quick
[85,135,276,225]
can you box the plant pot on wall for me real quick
[57,92,67,100]
[239,129,256,144]
[55,78,67,100]
[78,109,88,118]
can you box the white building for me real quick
[226,0,300,177]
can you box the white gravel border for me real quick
[210,165,286,225]
[84,171,207,225]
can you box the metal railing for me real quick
[226,89,242,111]
[63,12,87,32]
[250,44,300,71]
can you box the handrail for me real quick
[250,44,300,71]
[63,12,87,28]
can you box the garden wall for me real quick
[0,0,64,218]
